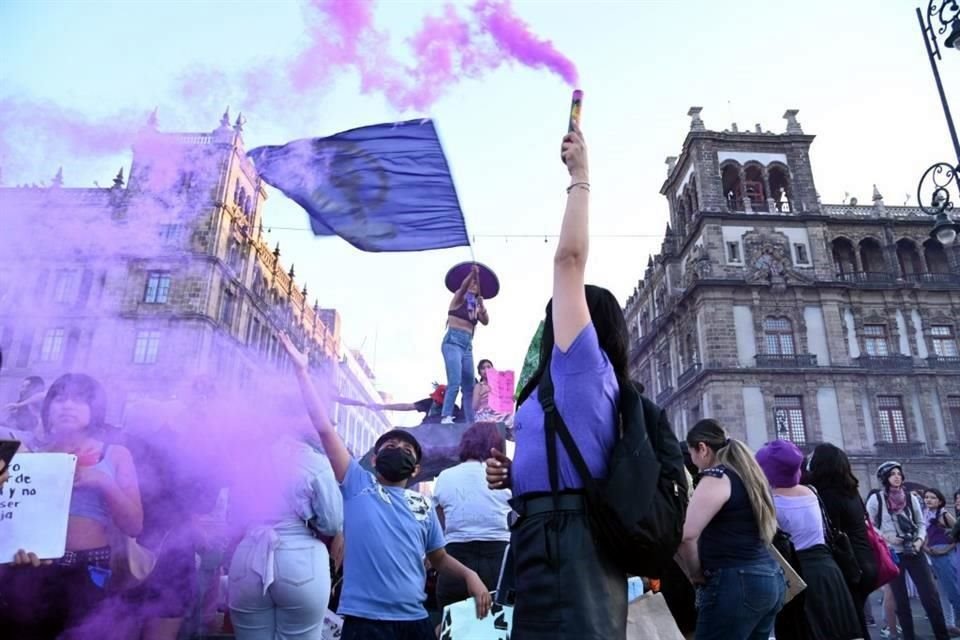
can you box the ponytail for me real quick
[687,419,778,544]
[716,439,778,544]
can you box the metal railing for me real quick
[755,353,818,368]
[927,355,960,369]
[873,441,928,457]
[677,362,702,387]
[835,271,896,284]
[855,354,914,370]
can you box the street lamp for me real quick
[916,1,960,241]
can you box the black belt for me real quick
[57,546,111,568]
[512,493,586,518]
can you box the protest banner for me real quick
[0,453,77,561]
[486,369,516,415]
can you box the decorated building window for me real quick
[773,395,806,445]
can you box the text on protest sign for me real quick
[0,453,77,561]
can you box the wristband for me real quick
[566,182,590,193]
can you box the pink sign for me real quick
[486,369,516,415]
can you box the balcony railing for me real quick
[927,355,960,369]
[874,441,928,458]
[656,387,674,405]
[904,272,959,285]
[755,353,818,368]
[677,362,702,387]
[855,354,913,371]
[835,271,895,284]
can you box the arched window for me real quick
[924,238,951,274]
[896,239,924,277]
[763,316,795,355]
[721,164,741,211]
[744,165,765,210]
[832,238,857,276]
[234,179,240,204]
[768,165,791,212]
[689,176,699,215]
[859,238,886,273]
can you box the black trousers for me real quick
[341,616,435,640]
[0,560,110,639]
[435,539,508,610]
[509,493,627,640]
[890,550,949,640]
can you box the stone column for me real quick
[739,166,753,213]
[762,167,775,213]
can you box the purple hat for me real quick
[445,262,500,299]
[756,439,804,488]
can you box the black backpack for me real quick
[539,368,689,577]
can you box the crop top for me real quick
[448,295,479,325]
[69,447,116,526]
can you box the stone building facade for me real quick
[625,107,960,492]
[0,110,389,438]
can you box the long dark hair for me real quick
[924,488,947,515]
[517,285,629,406]
[41,373,108,435]
[806,443,859,498]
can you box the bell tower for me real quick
[661,107,820,244]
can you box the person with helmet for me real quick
[866,461,950,640]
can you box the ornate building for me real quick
[625,107,960,491]
[0,110,389,437]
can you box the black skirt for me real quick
[509,493,627,640]
[797,544,862,640]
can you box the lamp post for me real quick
[916,1,960,243]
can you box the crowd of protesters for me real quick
[1,125,960,640]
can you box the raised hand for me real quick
[561,126,588,182]
[278,332,309,371]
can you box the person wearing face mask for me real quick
[278,333,491,640]
[866,461,950,640]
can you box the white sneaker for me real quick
[441,416,455,424]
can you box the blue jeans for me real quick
[441,328,474,421]
[930,549,960,626]
[694,561,785,640]
[229,526,331,640]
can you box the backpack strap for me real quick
[537,366,603,502]
[806,485,836,546]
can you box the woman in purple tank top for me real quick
[485,124,633,639]
[924,488,960,633]
[1,373,143,639]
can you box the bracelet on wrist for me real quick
[566,181,590,194]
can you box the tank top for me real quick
[448,294,478,325]
[698,465,771,570]
[69,446,117,526]
[926,509,953,546]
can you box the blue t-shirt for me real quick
[338,459,446,621]
[511,323,620,496]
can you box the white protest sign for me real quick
[439,598,512,640]
[321,609,343,639]
[0,453,77,561]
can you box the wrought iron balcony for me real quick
[905,272,960,285]
[874,441,928,458]
[947,441,960,456]
[754,353,818,368]
[656,387,674,404]
[855,354,913,371]
[835,271,895,284]
[927,355,960,369]
[677,362,702,387]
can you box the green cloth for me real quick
[516,321,544,398]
